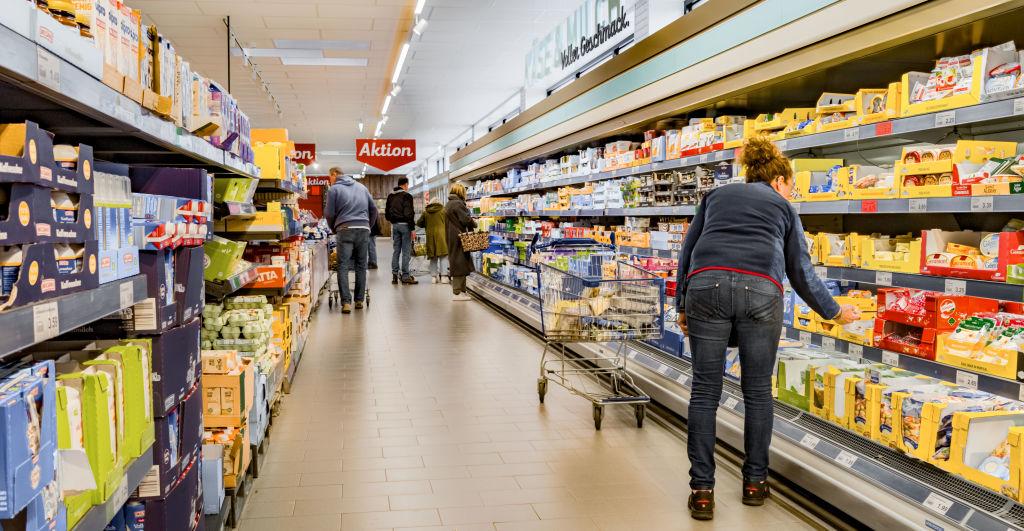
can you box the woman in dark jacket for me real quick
[678,137,859,520]
[444,183,476,301]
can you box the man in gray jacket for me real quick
[324,167,379,314]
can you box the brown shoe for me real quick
[742,480,769,506]
[354,301,364,309]
[342,303,352,314]
[688,489,714,520]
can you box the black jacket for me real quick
[444,194,477,277]
[385,188,415,225]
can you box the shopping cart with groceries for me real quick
[326,245,371,310]
[532,238,663,430]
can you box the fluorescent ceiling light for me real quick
[414,0,426,15]
[390,84,402,97]
[274,39,370,50]
[358,122,363,132]
[382,115,389,124]
[391,43,410,83]
[412,18,428,35]
[234,48,322,58]
[382,95,392,114]
[281,57,369,67]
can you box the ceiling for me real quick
[130,0,584,175]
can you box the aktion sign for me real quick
[291,143,316,165]
[356,139,416,172]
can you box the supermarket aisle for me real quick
[237,241,815,531]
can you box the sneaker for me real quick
[392,274,399,284]
[368,263,378,270]
[401,276,419,285]
[688,490,714,521]
[354,301,364,310]
[742,479,769,506]
[341,303,352,314]
[452,293,472,301]
[431,276,439,284]
[441,276,450,284]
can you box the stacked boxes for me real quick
[0,360,58,520]
[94,162,139,284]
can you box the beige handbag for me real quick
[458,231,490,252]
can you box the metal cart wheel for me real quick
[328,294,334,309]
[537,378,548,404]
[366,289,371,307]
[634,404,646,429]
[593,404,604,430]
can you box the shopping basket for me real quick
[533,238,663,430]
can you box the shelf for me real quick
[618,245,677,259]
[782,326,1024,404]
[814,265,1024,302]
[71,445,154,531]
[0,275,147,362]
[475,206,696,218]
[214,202,257,220]
[257,179,306,196]
[205,264,260,300]
[204,494,230,531]
[0,17,258,177]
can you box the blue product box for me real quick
[123,500,145,531]
[97,248,118,284]
[248,371,268,446]
[0,360,58,519]
[201,444,224,515]
[783,288,795,327]
[104,506,125,530]
[25,481,67,531]
[132,220,174,250]
[140,383,202,500]
[120,208,133,248]
[117,246,140,280]
[106,205,119,250]
[130,454,203,531]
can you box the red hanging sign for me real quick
[356,139,416,172]
[291,143,317,165]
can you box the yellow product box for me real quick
[792,302,817,332]
[818,233,854,267]
[202,350,243,375]
[842,165,899,200]
[813,92,857,132]
[804,232,821,263]
[790,159,845,202]
[824,364,879,427]
[723,120,756,149]
[202,359,254,428]
[809,359,864,419]
[845,370,924,438]
[898,388,1014,470]
[899,140,1017,197]
[900,63,984,117]
[837,316,876,346]
[856,233,922,274]
[224,208,285,233]
[935,328,1022,381]
[949,411,1024,500]
[856,83,902,125]
[754,108,814,132]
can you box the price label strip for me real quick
[934,111,956,128]
[821,337,837,352]
[944,279,966,297]
[834,450,858,468]
[923,492,953,515]
[799,433,821,449]
[36,48,60,91]
[799,331,812,343]
[849,343,864,357]
[119,281,135,310]
[33,301,60,343]
[875,271,893,286]
[971,196,994,213]
[956,370,979,390]
[814,266,828,280]
[909,198,927,213]
[843,128,860,142]
[882,351,900,367]
[723,397,739,410]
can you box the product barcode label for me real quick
[843,128,860,142]
[814,266,828,280]
[119,281,134,309]
[971,196,994,212]
[909,198,928,213]
[133,298,158,331]
[36,48,60,91]
[923,492,953,515]
[1014,98,1024,116]
[882,351,900,367]
[834,450,858,468]
[723,397,739,409]
[676,375,688,385]
[821,337,837,352]
[849,343,864,357]
[799,434,820,449]
[656,364,669,375]
[956,370,979,390]
[934,111,956,128]
[32,302,59,343]
[944,279,967,296]
[799,331,812,343]
[137,466,161,499]
[875,271,893,286]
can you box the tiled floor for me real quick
[237,241,817,531]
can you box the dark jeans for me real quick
[368,235,378,265]
[684,270,782,489]
[337,229,369,304]
[392,222,413,276]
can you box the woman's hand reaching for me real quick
[833,304,861,325]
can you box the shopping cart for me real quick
[327,248,372,310]
[533,239,663,430]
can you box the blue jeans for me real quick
[368,235,378,265]
[429,256,448,277]
[391,223,413,277]
[684,270,782,489]
[336,229,369,304]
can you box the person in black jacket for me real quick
[444,183,476,301]
[385,177,417,284]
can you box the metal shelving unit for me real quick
[71,446,154,531]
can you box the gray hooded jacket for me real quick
[324,175,379,231]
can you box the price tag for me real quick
[971,196,994,212]
[849,343,864,357]
[799,331,812,344]
[860,200,878,213]
[791,202,801,214]
[875,121,893,136]
[814,266,828,280]
[36,48,60,91]
[800,434,821,449]
[723,397,739,409]
[834,450,857,468]
[923,492,953,515]
[111,477,130,512]
[875,271,892,286]
[1019,384,1024,403]
[843,128,860,142]
[821,337,837,352]
[699,154,709,164]
[934,111,956,128]
[631,166,640,174]
[956,370,979,390]
[776,140,788,151]
[909,198,928,213]
[119,281,134,309]
[33,302,60,343]
[1014,98,1024,116]
[882,351,900,366]
[656,364,669,375]
[944,279,966,296]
